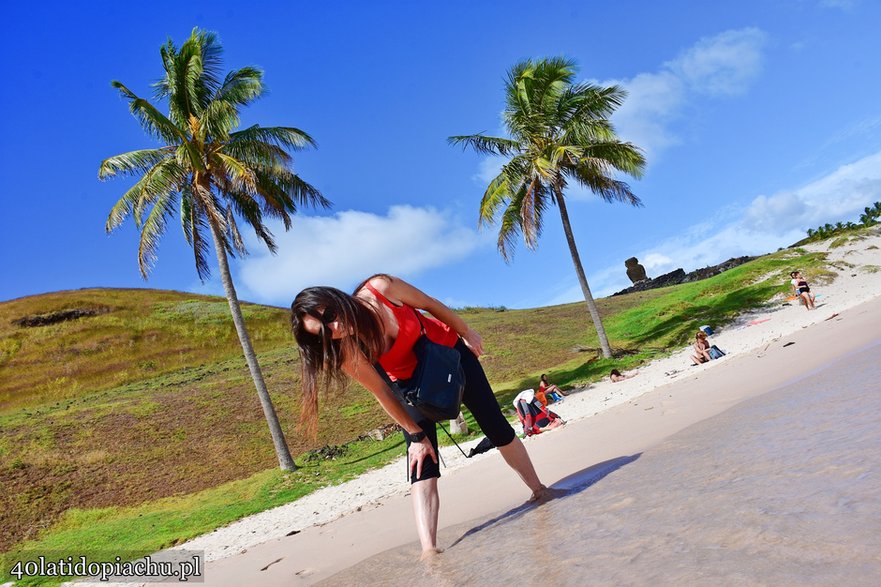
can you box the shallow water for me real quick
[322,343,881,586]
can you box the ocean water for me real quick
[322,342,881,586]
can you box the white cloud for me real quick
[233,205,487,305]
[609,27,767,158]
[743,150,881,234]
[547,149,881,302]
[666,28,767,96]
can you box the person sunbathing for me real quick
[610,368,637,382]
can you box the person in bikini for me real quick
[536,374,567,406]
[790,270,815,310]
[691,330,713,365]
[290,274,550,558]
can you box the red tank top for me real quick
[361,282,459,380]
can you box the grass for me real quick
[0,246,839,583]
[1,432,407,586]
[0,288,292,412]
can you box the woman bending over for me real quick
[291,274,548,557]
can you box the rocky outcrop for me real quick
[611,256,756,296]
[12,307,109,327]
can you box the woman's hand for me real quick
[461,327,484,357]
[409,437,438,479]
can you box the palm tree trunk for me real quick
[206,218,297,471]
[556,193,613,359]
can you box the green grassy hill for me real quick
[0,244,852,583]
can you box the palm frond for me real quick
[215,66,264,106]
[112,82,186,144]
[226,191,278,253]
[225,206,248,256]
[106,158,185,232]
[259,168,330,215]
[496,186,528,262]
[214,152,258,193]
[222,140,292,168]
[230,125,317,151]
[180,186,212,279]
[569,167,642,207]
[132,159,185,227]
[199,99,239,142]
[580,142,646,178]
[447,134,520,156]
[99,148,174,179]
[137,192,177,278]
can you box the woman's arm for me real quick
[342,349,438,477]
[375,275,485,356]
[342,351,423,435]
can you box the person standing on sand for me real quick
[290,274,549,558]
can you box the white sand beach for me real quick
[70,232,880,587]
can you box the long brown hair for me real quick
[290,285,386,438]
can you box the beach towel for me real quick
[708,345,726,360]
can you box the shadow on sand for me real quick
[446,454,641,550]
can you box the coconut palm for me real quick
[860,202,881,226]
[99,29,328,470]
[449,58,645,359]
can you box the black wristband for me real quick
[409,430,427,443]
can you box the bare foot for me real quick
[420,547,443,561]
[528,484,548,502]
[528,485,567,503]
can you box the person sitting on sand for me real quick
[610,368,637,383]
[513,389,564,437]
[691,330,713,365]
[790,271,816,310]
[290,274,550,558]
[537,374,567,405]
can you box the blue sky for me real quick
[2,0,881,309]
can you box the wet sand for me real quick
[325,340,881,586]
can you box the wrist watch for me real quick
[409,430,427,442]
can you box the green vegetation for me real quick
[450,57,645,359]
[1,434,406,587]
[99,28,328,471]
[0,246,838,583]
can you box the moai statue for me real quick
[625,257,648,283]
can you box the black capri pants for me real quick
[401,338,516,483]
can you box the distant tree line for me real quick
[805,201,881,242]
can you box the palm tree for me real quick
[861,202,881,226]
[449,58,645,359]
[99,29,328,471]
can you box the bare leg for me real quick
[497,436,545,499]
[801,292,814,310]
[411,478,441,556]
